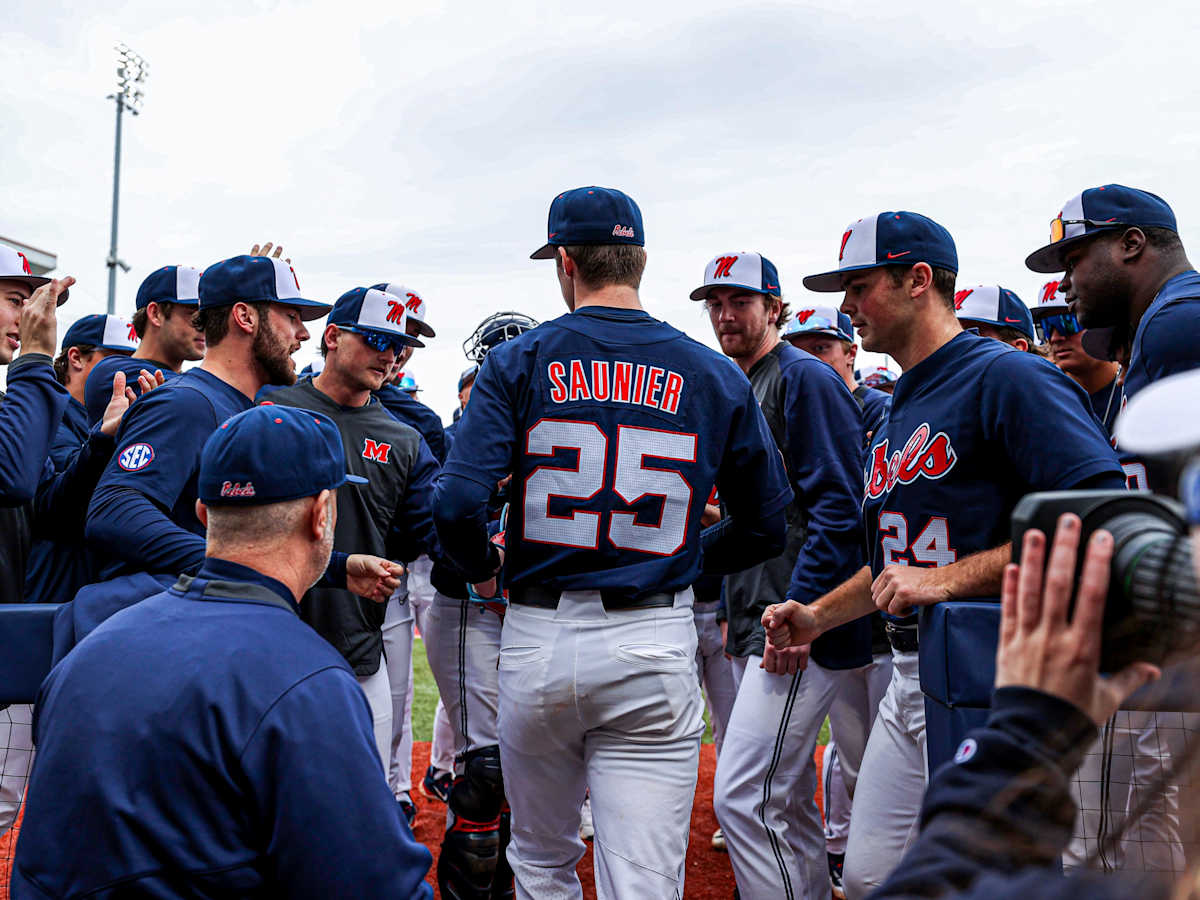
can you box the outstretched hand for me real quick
[347,555,404,603]
[996,514,1160,726]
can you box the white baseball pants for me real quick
[843,649,926,900]
[499,590,703,900]
[714,655,838,900]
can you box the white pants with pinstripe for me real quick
[714,656,839,900]
[423,590,502,759]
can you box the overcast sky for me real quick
[4,0,1197,419]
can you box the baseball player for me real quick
[422,310,538,900]
[445,363,478,445]
[781,304,894,897]
[762,210,1127,898]
[0,258,141,837]
[362,283,452,817]
[260,287,440,785]
[1026,184,1199,404]
[693,253,867,900]
[433,187,792,899]
[1027,187,1199,871]
[24,313,140,605]
[14,405,434,899]
[83,264,206,425]
[783,304,890,437]
[953,285,1038,352]
[1032,281,1122,435]
[85,254,401,599]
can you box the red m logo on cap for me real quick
[713,256,738,279]
[405,292,422,313]
[127,323,139,342]
[386,300,405,325]
[796,309,815,325]
[953,289,974,310]
[838,230,853,262]
[363,438,392,463]
[17,252,32,275]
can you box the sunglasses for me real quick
[1036,312,1082,341]
[339,325,411,355]
[1048,216,1123,244]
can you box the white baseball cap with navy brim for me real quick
[0,245,68,304]
[953,285,1035,341]
[803,211,958,292]
[690,252,782,301]
[370,283,435,339]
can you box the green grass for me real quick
[411,637,828,745]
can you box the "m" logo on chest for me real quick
[363,438,392,463]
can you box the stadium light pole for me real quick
[105,43,148,314]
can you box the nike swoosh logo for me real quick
[886,251,910,259]
[1004,317,1022,323]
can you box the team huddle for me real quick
[0,181,1196,899]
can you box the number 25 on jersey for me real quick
[523,419,696,557]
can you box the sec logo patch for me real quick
[954,738,977,764]
[118,442,155,471]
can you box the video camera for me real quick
[1012,490,1197,672]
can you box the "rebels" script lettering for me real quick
[547,360,684,415]
[865,423,957,499]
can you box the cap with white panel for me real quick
[859,366,899,388]
[1025,184,1177,274]
[0,245,66,304]
[370,283,435,338]
[689,251,781,301]
[1031,279,1069,319]
[135,265,201,310]
[198,255,332,321]
[327,287,424,347]
[953,285,1035,341]
[783,305,854,343]
[803,211,958,292]
[60,314,139,353]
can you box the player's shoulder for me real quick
[776,341,844,385]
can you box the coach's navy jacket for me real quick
[14,559,433,899]
[870,687,1170,900]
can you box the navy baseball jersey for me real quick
[83,354,179,426]
[437,306,791,596]
[375,382,448,465]
[23,397,94,604]
[862,332,1125,622]
[86,368,252,577]
[1122,269,1200,402]
[854,384,891,441]
[15,558,433,898]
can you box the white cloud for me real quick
[3,0,1198,412]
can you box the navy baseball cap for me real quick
[690,252,781,301]
[860,366,899,388]
[199,405,367,507]
[328,288,424,348]
[783,305,854,343]
[953,286,1035,341]
[60,314,139,353]
[803,212,958,292]
[458,363,478,391]
[1025,184,1177,274]
[198,255,332,321]
[530,187,644,260]
[135,266,201,310]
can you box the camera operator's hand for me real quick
[996,513,1160,726]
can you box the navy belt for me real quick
[510,584,675,611]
